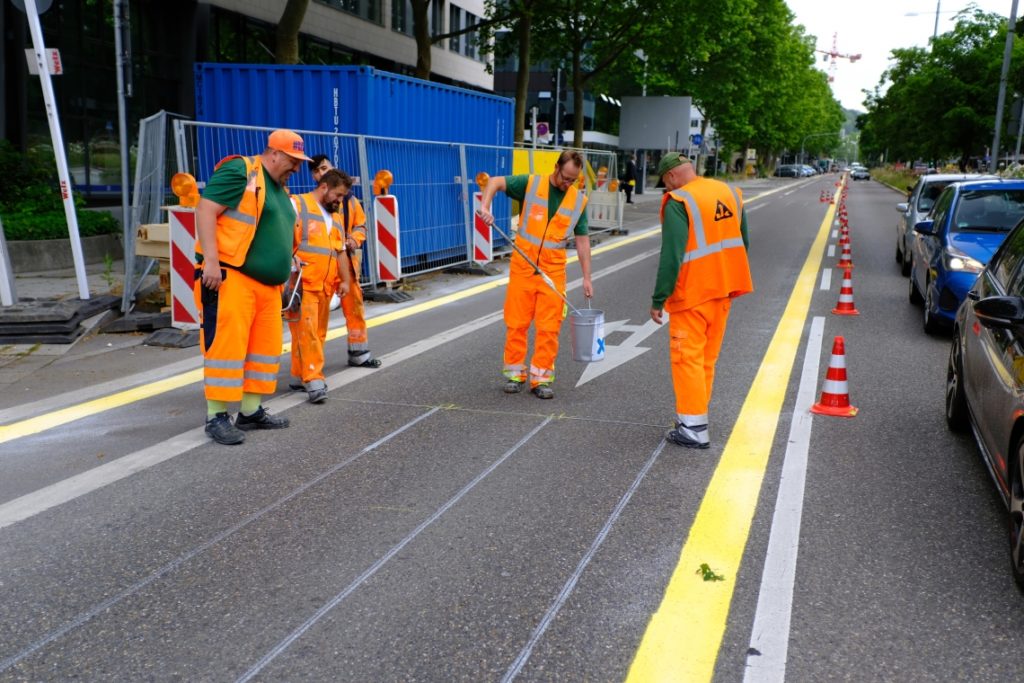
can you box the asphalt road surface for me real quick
[2,175,1022,682]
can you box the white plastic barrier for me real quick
[168,207,199,330]
[587,189,624,232]
[373,195,402,282]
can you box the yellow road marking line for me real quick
[625,184,841,682]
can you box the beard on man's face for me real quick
[325,199,341,212]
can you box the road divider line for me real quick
[625,189,840,682]
[743,316,825,683]
[502,440,667,682]
[236,416,554,683]
[827,244,836,258]
[820,268,832,291]
[0,407,441,673]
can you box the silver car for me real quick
[896,173,996,276]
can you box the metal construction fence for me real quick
[170,120,622,289]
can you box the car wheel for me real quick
[908,263,923,305]
[923,281,943,334]
[1008,438,1024,591]
[945,334,968,431]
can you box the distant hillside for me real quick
[843,108,862,135]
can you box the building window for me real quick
[431,0,445,37]
[392,0,412,35]
[449,5,462,53]
[463,10,480,61]
[318,0,382,25]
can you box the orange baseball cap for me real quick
[267,129,313,162]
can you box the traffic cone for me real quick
[837,240,854,269]
[820,190,826,203]
[811,336,858,417]
[829,192,835,204]
[832,269,859,315]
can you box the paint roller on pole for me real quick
[474,172,605,362]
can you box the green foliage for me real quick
[0,139,118,240]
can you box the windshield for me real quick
[952,189,1024,232]
[918,182,953,212]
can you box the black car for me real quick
[948,217,1024,589]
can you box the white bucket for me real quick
[569,307,605,362]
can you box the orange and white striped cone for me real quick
[819,190,826,203]
[811,336,858,417]
[837,240,854,269]
[829,192,835,204]
[832,268,860,315]
[838,227,850,245]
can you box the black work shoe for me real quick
[308,388,328,404]
[288,379,304,391]
[665,425,710,449]
[205,412,245,445]
[348,357,382,368]
[235,406,290,431]
[503,379,525,394]
[531,384,554,399]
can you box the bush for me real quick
[1,209,119,240]
[0,139,119,240]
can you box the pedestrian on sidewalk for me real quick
[309,155,382,369]
[287,169,353,403]
[194,129,312,445]
[622,152,637,203]
[477,150,593,399]
[649,152,753,449]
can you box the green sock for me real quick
[240,393,262,416]
[207,400,227,419]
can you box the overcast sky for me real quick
[785,0,1015,111]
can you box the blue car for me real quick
[908,179,1024,333]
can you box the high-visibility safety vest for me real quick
[660,177,753,312]
[340,195,367,247]
[513,174,588,276]
[196,155,266,268]
[292,192,345,292]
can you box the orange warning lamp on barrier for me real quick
[373,170,394,196]
[608,179,620,192]
[475,172,490,189]
[171,172,200,208]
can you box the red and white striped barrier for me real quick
[472,192,492,265]
[168,207,199,330]
[373,195,401,282]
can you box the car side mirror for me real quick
[974,295,1024,331]
[907,185,914,192]
[897,202,909,212]
[914,220,936,235]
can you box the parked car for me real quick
[850,166,870,180]
[895,173,997,276]
[908,179,1024,333]
[799,164,818,177]
[773,164,800,178]
[946,218,1024,589]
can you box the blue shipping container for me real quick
[194,64,513,147]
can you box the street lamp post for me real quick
[800,132,836,167]
[991,0,1020,171]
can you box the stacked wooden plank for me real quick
[135,223,172,310]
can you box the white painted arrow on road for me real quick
[575,318,665,387]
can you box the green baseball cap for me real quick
[656,152,691,177]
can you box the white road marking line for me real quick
[832,230,838,239]
[820,269,832,291]
[236,416,554,683]
[743,316,825,683]
[502,440,667,682]
[0,407,440,674]
[827,244,836,258]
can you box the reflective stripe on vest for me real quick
[295,195,342,260]
[668,187,745,264]
[199,155,265,267]
[516,175,587,254]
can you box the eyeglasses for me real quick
[556,166,579,186]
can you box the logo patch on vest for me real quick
[714,200,734,221]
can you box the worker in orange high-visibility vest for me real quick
[287,169,353,404]
[194,129,312,445]
[650,152,753,449]
[477,150,593,400]
[308,155,382,369]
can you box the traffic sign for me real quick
[692,133,703,146]
[537,122,549,137]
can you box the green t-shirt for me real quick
[651,200,750,309]
[201,158,295,285]
[504,174,589,235]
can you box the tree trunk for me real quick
[275,0,310,64]
[572,50,584,148]
[413,0,433,80]
[513,15,532,144]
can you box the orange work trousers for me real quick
[503,269,566,387]
[194,268,283,403]
[669,297,732,420]
[288,287,332,391]
[341,253,369,353]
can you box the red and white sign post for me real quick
[168,208,199,330]
[472,192,493,265]
[373,195,401,282]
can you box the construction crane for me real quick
[815,33,861,83]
